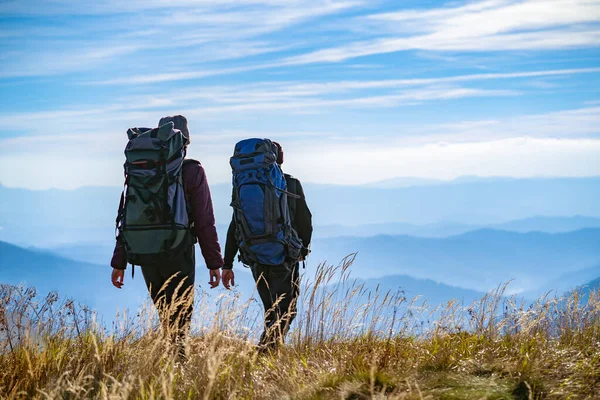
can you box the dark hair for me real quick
[273,141,283,165]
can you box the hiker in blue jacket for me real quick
[222,141,312,351]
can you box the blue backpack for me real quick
[230,138,303,267]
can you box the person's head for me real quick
[159,115,190,154]
[273,141,284,165]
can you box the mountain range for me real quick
[309,228,600,294]
[2,176,600,247]
[314,215,600,239]
[1,240,498,321]
[2,176,599,319]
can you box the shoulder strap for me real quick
[285,175,299,221]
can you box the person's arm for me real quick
[186,162,224,269]
[294,179,313,253]
[221,216,237,289]
[111,240,127,270]
[111,242,126,288]
[223,216,239,269]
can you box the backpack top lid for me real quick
[233,138,278,157]
[231,138,278,172]
[126,121,174,142]
[158,115,190,145]
[124,122,187,164]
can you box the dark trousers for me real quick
[250,262,300,349]
[141,245,196,346]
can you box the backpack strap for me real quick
[285,175,299,223]
[115,176,128,238]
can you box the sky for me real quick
[0,0,599,189]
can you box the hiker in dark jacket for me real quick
[222,141,312,350]
[110,115,224,355]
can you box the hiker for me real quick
[222,140,312,351]
[110,115,224,356]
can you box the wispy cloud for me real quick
[69,0,600,85]
[4,104,599,153]
[1,0,599,189]
[0,0,363,78]
[0,84,519,136]
[283,0,600,65]
[3,66,599,137]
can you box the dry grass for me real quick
[1,255,599,399]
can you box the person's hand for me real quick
[209,269,221,289]
[222,269,235,290]
[111,268,125,289]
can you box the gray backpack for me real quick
[115,122,193,266]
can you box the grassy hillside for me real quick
[1,259,598,399]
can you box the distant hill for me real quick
[314,221,474,239]
[583,277,600,293]
[520,264,600,299]
[1,240,264,315]
[314,216,600,239]
[363,177,446,189]
[493,215,600,233]
[0,241,149,319]
[364,175,521,189]
[1,240,491,324]
[356,274,486,306]
[303,177,600,226]
[309,228,600,293]
[2,176,600,246]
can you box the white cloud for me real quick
[0,44,141,77]
[367,0,600,35]
[0,0,362,16]
[283,0,600,65]
[2,105,600,189]
[8,0,597,82]
[0,84,520,137]
[1,0,363,78]
[2,136,598,189]
[285,137,600,185]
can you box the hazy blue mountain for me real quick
[365,175,524,189]
[363,177,446,189]
[583,277,600,293]
[309,229,600,293]
[0,241,150,319]
[303,177,600,226]
[565,276,600,305]
[493,216,600,233]
[2,176,600,247]
[356,274,486,306]
[313,216,600,239]
[520,264,600,299]
[314,221,475,239]
[1,240,495,327]
[0,240,260,321]
[0,185,121,247]
[50,242,117,266]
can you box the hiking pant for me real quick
[140,245,196,347]
[250,262,300,349]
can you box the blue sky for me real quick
[0,0,599,189]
